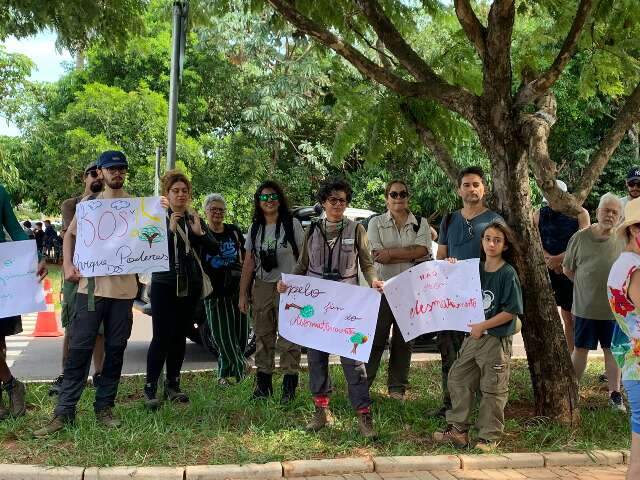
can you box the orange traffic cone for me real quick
[32,287,63,337]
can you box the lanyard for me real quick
[319,219,344,271]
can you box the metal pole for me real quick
[166,1,183,170]
[154,146,162,196]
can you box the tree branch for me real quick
[454,0,487,60]
[400,103,459,185]
[515,0,593,107]
[484,0,515,103]
[573,82,640,203]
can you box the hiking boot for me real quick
[609,391,627,413]
[475,438,498,452]
[96,407,121,428]
[33,415,70,438]
[164,380,189,403]
[388,390,405,401]
[143,383,160,411]
[427,405,448,418]
[252,371,273,399]
[432,425,470,447]
[305,406,334,432]
[357,411,378,439]
[281,373,299,405]
[48,374,64,397]
[4,378,26,417]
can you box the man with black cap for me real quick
[48,161,105,397]
[35,151,138,437]
[621,167,640,215]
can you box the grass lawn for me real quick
[0,359,630,467]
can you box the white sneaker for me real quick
[609,391,627,413]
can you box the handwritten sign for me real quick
[278,274,381,362]
[384,259,484,341]
[74,197,170,277]
[0,240,45,317]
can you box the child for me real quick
[433,220,523,451]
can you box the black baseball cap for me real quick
[97,150,128,169]
[627,167,640,182]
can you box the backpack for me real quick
[250,216,299,260]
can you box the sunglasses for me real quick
[259,193,279,202]
[327,197,347,206]
[106,166,127,174]
[389,190,409,199]
[86,170,98,178]
[628,181,640,188]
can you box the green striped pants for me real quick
[204,293,249,381]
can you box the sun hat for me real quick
[617,197,640,240]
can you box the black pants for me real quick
[55,294,133,417]
[146,281,201,388]
[436,330,467,409]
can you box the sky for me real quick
[1,30,72,136]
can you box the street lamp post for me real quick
[167,1,188,170]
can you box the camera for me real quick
[259,249,278,272]
[322,268,342,282]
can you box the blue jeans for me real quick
[623,380,640,434]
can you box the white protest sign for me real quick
[278,274,381,362]
[384,259,484,341]
[0,240,45,317]
[74,196,170,277]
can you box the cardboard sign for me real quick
[0,240,45,317]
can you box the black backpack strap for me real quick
[250,222,260,254]
[282,216,299,260]
[413,216,422,233]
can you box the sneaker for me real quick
[357,411,378,439]
[33,415,70,438]
[427,405,448,418]
[164,382,189,403]
[48,374,64,397]
[218,378,231,387]
[143,384,160,411]
[475,438,498,452]
[305,406,335,432]
[609,391,627,413]
[432,425,470,447]
[96,407,121,428]
[5,378,26,417]
[388,391,405,401]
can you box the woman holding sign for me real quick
[366,179,432,401]
[144,171,218,410]
[277,178,384,439]
[0,183,47,420]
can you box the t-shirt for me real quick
[438,209,503,260]
[244,218,305,283]
[480,262,523,337]
[203,224,245,297]
[607,251,640,381]
[61,195,84,236]
[367,211,432,280]
[563,226,623,320]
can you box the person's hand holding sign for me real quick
[372,279,384,293]
[276,280,287,294]
[37,260,48,282]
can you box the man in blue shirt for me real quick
[433,166,503,417]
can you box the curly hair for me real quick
[479,220,519,265]
[161,169,191,196]
[252,180,291,225]
[317,177,352,204]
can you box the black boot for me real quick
[252,371,273,399]
[280,373,298,405]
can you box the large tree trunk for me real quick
[475,120,579,423]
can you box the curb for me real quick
[0,450,628,479]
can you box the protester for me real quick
[365,179,431,400]
[277,178,384,438]
[434,166,503,417]
[239,181,304,403]
[43,219,58,258]
[533,180,590,353]
[433,221,523,451]
[34,150,138,436]
[22,220,35,239]
[201,193,249,386]
[620,166,640,213]
[143,170,218,410]
[562,192,625,411]
[0,184,47,421]
[607,198,640,480]
[48,161,105,397]
[34,221,44,254]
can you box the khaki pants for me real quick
[446,334,512,442]
[251,278,301,375]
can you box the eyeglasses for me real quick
[106,166,127,174]
[207,207,225,214]
[86,170,98,178]
[628,181,640,188]
[259,193,279,202]
[327,197,347,206]
[599,207,620,217]
[389,190,409,199]
[464,217,474,238]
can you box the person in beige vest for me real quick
[278,178,384,438]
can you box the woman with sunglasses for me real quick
[201,193,249,386]
[365,180,432,400]
[239,181,304,403]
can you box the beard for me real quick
[105,177,124,189]
[89,180,103,193]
